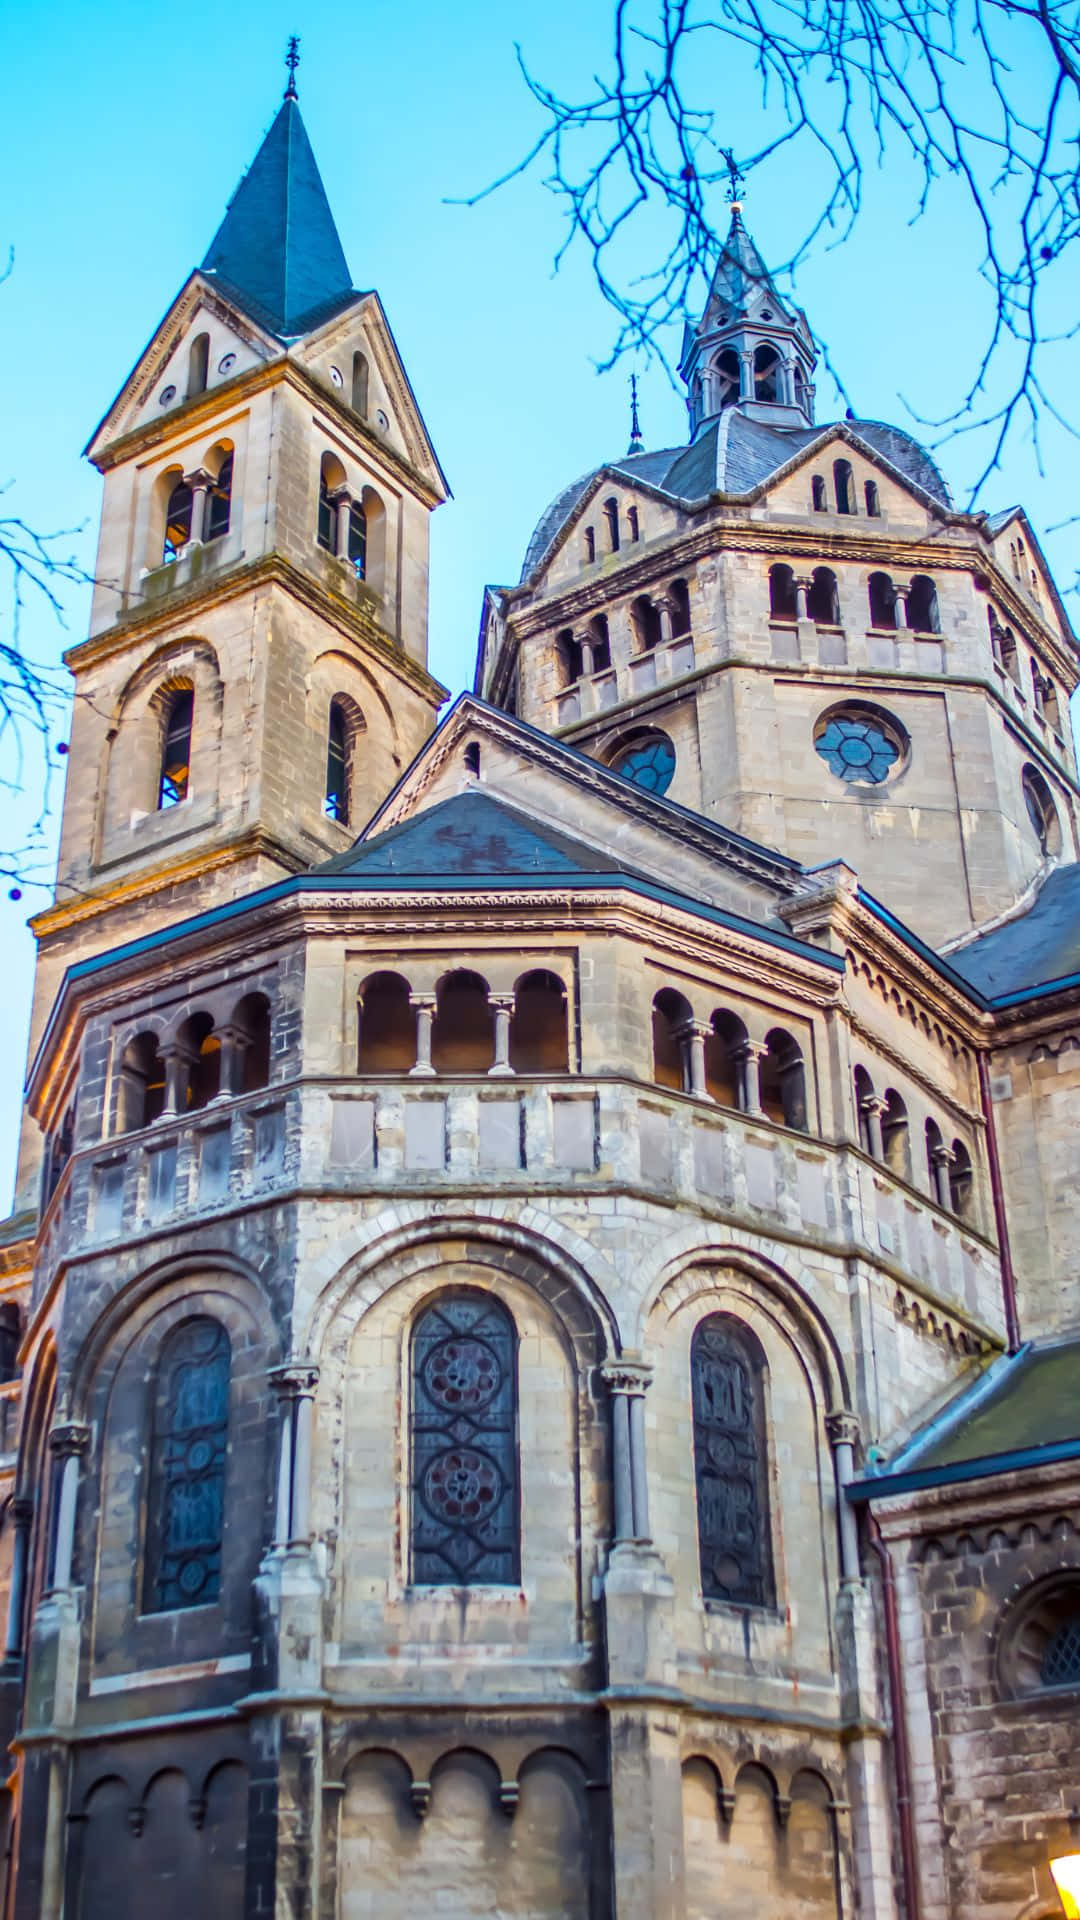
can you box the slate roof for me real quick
[519,409,952,580]
[317,788,632,880]
[201,93,357,338]
[947,864,1080,1002]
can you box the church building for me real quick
[1,67,1079,1920]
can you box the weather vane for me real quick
[722,149,745,209]
[285,35,301,100]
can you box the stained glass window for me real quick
[410,1291,519,1586]
[144,1318,230,1612]
[613,734,676,796]
[815,711,901,785]
[691,1315,774,1609]
[1041,1616,1080,1689]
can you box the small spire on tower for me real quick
[627,372,644,456]
[284,34,301,101]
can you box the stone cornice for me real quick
[62,550,448,709]
[30,826,307,942]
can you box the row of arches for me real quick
[317,451,387,592]
[583,495,641,562]
[852,1067,973,1218]
[652,992,809,1132]
[160,442,233,565]
[811,457,879,518]
[555,576,692,686]
[117,994,271,1133]
[989,610,1064,730]
[704,342,808,412]
[768,564,940,633]
[358,970,569,1075]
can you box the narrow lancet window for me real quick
[692,1315,774,1609]
[410,1291,519,1586]
[144,1318,230,1612]
[325,699,349,823]
[163,479,193,563]
[158,690,193,809]
[205,453,233,541]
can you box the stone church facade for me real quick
[0,72,1078,1920]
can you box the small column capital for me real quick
[825,1410,860,1451]
[930,1142,955,1168]
[269,1363,320,1402]
[183,467,214,492]
[735,1039,767,1062]
[860,1094,887,1117]
[325,484,352,508]
[409,992,436,1012]
[601,1356,653,1398]
[48,1422,90,1461]
[489,993,516,1014]
[675,1019,711,1044]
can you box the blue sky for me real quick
[1,0,1077,1209]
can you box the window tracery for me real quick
[410,1291,519,1586]
[692,1315,774,1609]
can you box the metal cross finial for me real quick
[722,148,745,210]
[284,35,301,100]
[628,372,644,455]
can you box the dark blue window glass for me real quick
[692,1315,774,1609]
[815,712,900,785]
[614,735,676,796]
[145,1318,230,1612]
[410,1291,518,1586]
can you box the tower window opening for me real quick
[769,564,798,623]
[1022,763,1060,855]
[603,497,620,552]
[357,971,416,1073]
[854,1066,877,1156]
[347,500,367,578]
[628,505,640,542]
[187,332,210,398]
[864,480,880,516]
[510,969,569,1074]
[705,1010,747,1109]
[753,345,781,403]
[587,612,611,673]
[760,1028,808,1131]
[714,349,740,409]
[834,459,856,515]
[179,1011,221,1110]
[325,699,350,823]
[1000,625,1020,685]
[162,478,193,564]
[464,741,480,776]
[584,526,596,563]
[808,566,840,626]
[882,1090,911,1181]
[233,991,272,1093]
[317,452,346,553]
[158,689,194,809]
[351,350,369,416]
[793,365,808,412]
[118,1031,166,1132]
[205,451,233,542]
[557,628,584,686]
[669,578,691,637]
[630,595,662,652]
[811,476,827,512]
[868,572,897,630]
[652,988,693,1092]
[432,970,495,1073]
[1043,678,1062,732]
[949,1139,973,1219]
[907,574,940,633]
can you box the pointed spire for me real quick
[627,373,644,456]
[201,68,353,337]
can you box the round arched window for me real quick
[1022,764,1060,855]
[814,706,906,786]
[999,1578,1080,1697]
[611,732,676,797]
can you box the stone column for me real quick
[215,1024,248,1100]
[601,1359,654,1545]
[657,596,674,644]
[269,1366,320,1547]
[329,488,352,560]
[160,1044,193,1119]
[579,634,596,677]
[184,468,212,547]
[4,1496,33,1661]
[489,995,515,1077]
[737,1042,765,1117]
[678,1022,710,1100]
[601,1363,635,1545]
[739,349,754,399]
[795,576,812,620]
[862,1096,886,1162]
[47,1425,90,1593]
[931,1144,954,1210]
[409,995,436,1076]
[893,584,910,630]
[825,1411,862,1582]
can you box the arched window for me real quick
[669,578,691,637]
[834,459,856,515]
[908,574,940,633]
[584,526,596,564]
[162,477,193,563]
[692,1315,774,1608]
[807,567,840,626]
[351,350,369,416]
[144,1318,231,1612]
[1043,678,1062,731]
[882,1090,911,1181]
[188,332,210,398]
[410,1290,518,1585]
[705,1010,747,1108]
[177,1012,220,1110]
[630,595,662,651]
[1023,764,1060,855]
[760,1029,807,1131]
[359,486,386,596]
[587,612,611,673]
[557,628,584,686]
[603,497,620,553]
[432,971,494,1073]
[325,699,350,822]
[358,971,416,1072]
[628,505,640,542]
[0,1304,20,1385]
[205,450,233,542]
[652,988,692,1092]
[868,572,897,630]
[1000,1579,1080,1696]
[611,730,676,795]
[158,689,193,809]
[854,1065,876,1156]
[231,992,271,1092]
[925,1116,945,1199]
[769,564,797,622]
[510,970,568,1072]
[317,453,345,553]
[753,345,780,403]
[44,1100,76,1204]
[348,500,367,578]
[811,475,827,512]
[118,1031,166,1132]
[949,1139,973,1219]
[864,480,880,517]
[1000,626,1020,685]
[793,365,808,413]
[714,349,741,409]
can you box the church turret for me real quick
[679,204,817,433]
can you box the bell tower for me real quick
[15,69,448,1210]
[679,203,817,433]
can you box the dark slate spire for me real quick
[201,78,354,337]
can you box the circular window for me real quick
[329,365,344,388]
[611,732,676,797]
[1022,764,1060,855]
[376,409,389,432]
[814,706,906,785]
[999,1578,1080,1697]
[159,384,177,407]
[218,351,237,375]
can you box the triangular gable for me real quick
[296,293,449,501]
[318,788,632,880]
[985,506,1077,652]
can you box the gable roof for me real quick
[201,93,355,337]
[947,863,1080,1003]
[318,788,632,880]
